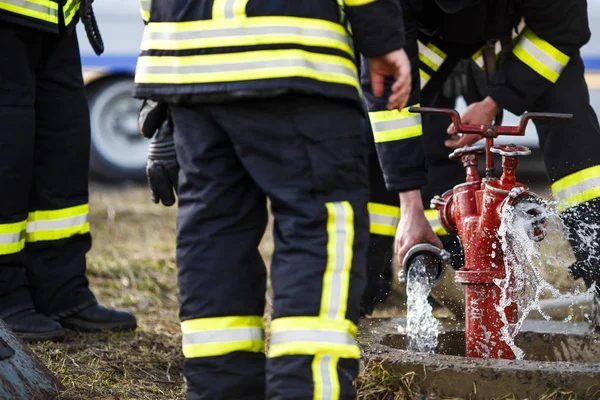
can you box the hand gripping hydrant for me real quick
[409,107,573,360]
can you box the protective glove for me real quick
[139,100,179,207]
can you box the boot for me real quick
[4,309,65,342]
[58,304,137,333]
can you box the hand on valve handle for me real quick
[395,190,444,271]
[445,96,500,149]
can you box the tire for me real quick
[87,76,147,182]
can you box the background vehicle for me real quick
[78,3,600,182]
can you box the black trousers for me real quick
[0,23,96,319]
[172,94,369,400]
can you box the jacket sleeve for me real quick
[359,2,427,192]
[488,0,591,115]
[343,0,406,57]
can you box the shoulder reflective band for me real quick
[140,17,353,56]
[181,316,264,358]
[0,220,26,256]
[320,202,354,321]
[369,105,422,143]
[26,204,89,243]
[420,69,431,90]
[471,41,502,70]
[552,165,600,211]
[135,49,359,88]
[212,0,248,19]
[62,0,78,25]
[268,316,359,359]
[139,0,149,22]
[418,40,446,73]
[513,27,569,83]
[0,0,58,24]
[368,203,448,237]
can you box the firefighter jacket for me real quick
[133,0,406,105]
[0,0,80,33]
[366,0,591,192]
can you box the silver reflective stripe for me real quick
[138,58,357,79]
[0,231,25,245]
[328,203,348,320]
[372,115,421,134]
[269,329,355,346]
[1,0,58,16]
[518,35,565,76]
[26,214,88,233]
[553,175,600,202]
[418,41,444,70]
[144,25,348,47]
[63,0,77,17]
[223,0,236,18]
[182,327,264,345]
[320,355,333,400]
[369,212,398,228]
[140,0,149,14]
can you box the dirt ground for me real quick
[26,173,585,399]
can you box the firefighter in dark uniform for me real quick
[134,0,412,398]
[0,0,137,342]
[361,0,600,331]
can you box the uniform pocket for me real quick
[295,105,369,194]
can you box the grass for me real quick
[25,182,590,399]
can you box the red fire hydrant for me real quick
[409,107,572,359]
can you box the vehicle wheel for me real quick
[87,76,147,182]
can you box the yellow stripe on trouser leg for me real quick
[368,203,447,237]
[369,106,423,143]
[181,315,265,358]
[320,202,354,320]
[0,220,27,255]
[26,204,90,243]
[512,27,569,83]
[551,165,600,211]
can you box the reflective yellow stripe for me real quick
[62,0,78,25]
[471,41,502,70]
[418,40,446,72]
[268,317,359,359]
[344,0,374,5]
[369,105,422,143]
[212,0,248,19]
[513,28,569,83]
[140,17,353,56]
[181,316,265,358]
[0,220,26,256]
[320,202,354,320]
[139,0,150,22]
[312,354,340,400]
[135,49,359,88]
[419,69,430,90]
[0,0,58,23]
[368,203,400,237]
[552,165,600,211]
[26,204,89,243]
[368,203,447,237]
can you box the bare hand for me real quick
[445,96,500,149]
[368,49,412,111]
[395,191,443,269]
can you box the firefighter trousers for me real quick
[171,94,369,400]
[0,22,96,319]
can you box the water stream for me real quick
[497,200,596,359]
[403,257,440,353]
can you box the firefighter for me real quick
[0,0,137,342]
[134,0,412,398]
[361,0,600,331]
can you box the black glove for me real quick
[139,100,179,207]
[147,120,179,207]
